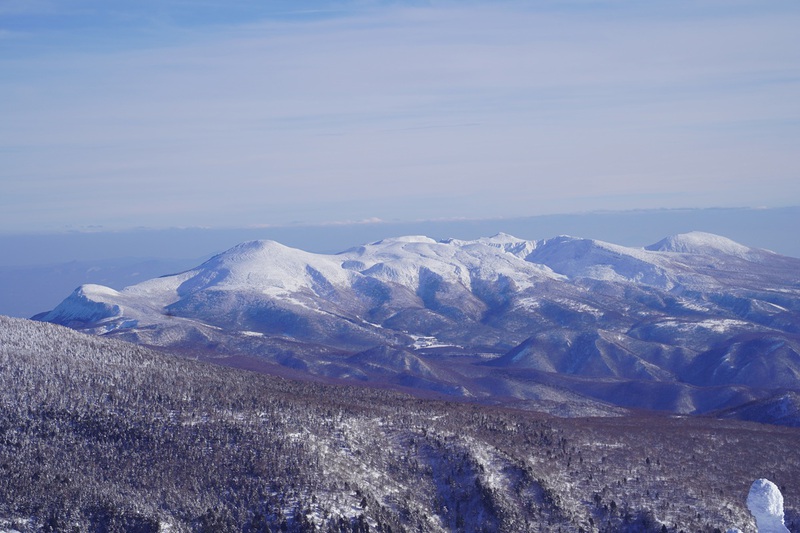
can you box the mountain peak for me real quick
[224,239,291,255]
[645,232,756,258]
[474,233,537,258]
[37,284,123,325]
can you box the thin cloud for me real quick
[1,1,799,231]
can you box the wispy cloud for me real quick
[1,1,799,231]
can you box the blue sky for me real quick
[2,0,799,232]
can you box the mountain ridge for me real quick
[36,231,800,424]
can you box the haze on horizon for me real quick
[1,0,799,233]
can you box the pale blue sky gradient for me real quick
[2,1,799,232]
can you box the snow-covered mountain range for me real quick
[37,231,800,422]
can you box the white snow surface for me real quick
[184,235,560,297]
[747,478,789,533]
[474,232,539,258]
[346,234,559,289]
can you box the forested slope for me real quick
[1,315,800,532]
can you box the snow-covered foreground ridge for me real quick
[3,315,800,532]
[37,231,800,421]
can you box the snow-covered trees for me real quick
[1,316,799,532]
[748,479,790,533]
